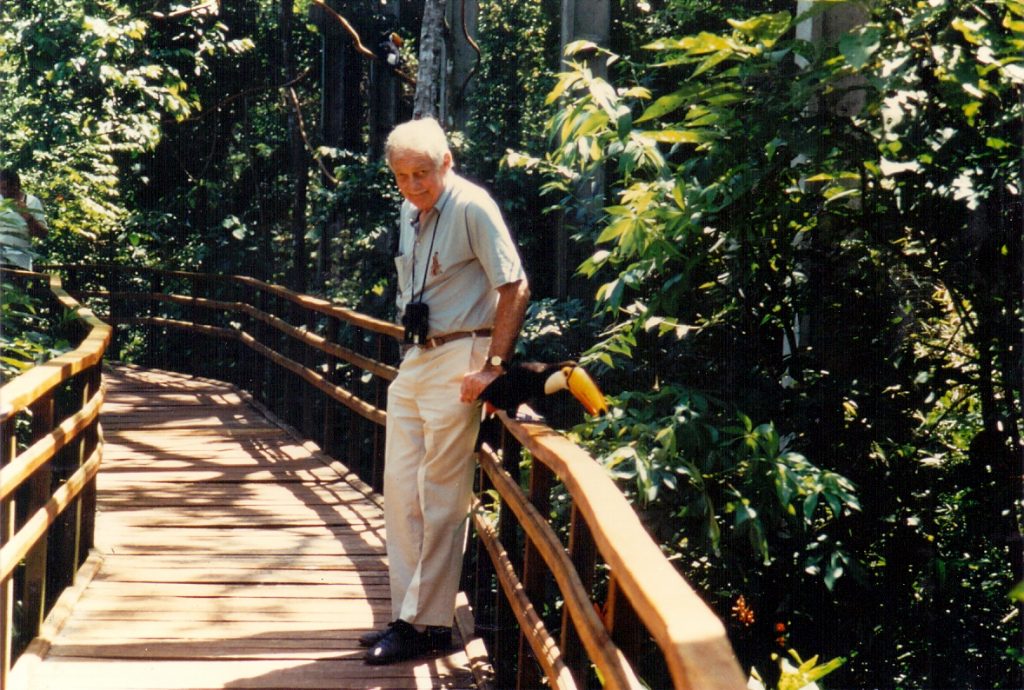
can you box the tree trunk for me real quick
[413,0,447,120]
[368,0,402,160]
[317,2,364,286]
[443,0,478,130]
[556,0,609,299]
[280,0,308,292]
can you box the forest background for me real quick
[1,0,1021,688]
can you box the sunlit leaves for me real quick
[838,24,882,69]
[726,12,792,47]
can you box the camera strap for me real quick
[410,194,450,303]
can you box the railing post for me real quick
[151,271,165,370]
[1,417,16,688]
[284,299,300,427]
[494,425,523,689]
[78,365,102,565]
[46,378,84,613]
[232,279,247,390]
[517,459,554,690]
[301,308,316,440]
[322,318,342,457]
[251,285,266,405]
[563,502,598,689]
[19,393,56,655]
[371,333,387,492]
[466,463,496,649]
[107,266,122,359]
[605,572,657,683]
[190,275,203,377]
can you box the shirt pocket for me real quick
[423,227,476,290]
[394,253,414,302]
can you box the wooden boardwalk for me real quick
[19,365,479,690]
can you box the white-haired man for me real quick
[363,117,530,665]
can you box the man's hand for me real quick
[460,278,529,403]
[460,367,502,404]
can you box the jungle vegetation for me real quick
[1,1,1021,687]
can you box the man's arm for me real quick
[460,278,530,403]
[17,198,47,239]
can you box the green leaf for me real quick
[727,12,792,46]
[635,87,695,123]
[692,50,736,77]
[839,25,882,69]
[641,129,713,145]
[596,217,632,244]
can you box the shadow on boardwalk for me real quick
[18,365,476,690]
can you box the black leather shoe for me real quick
[425,625,452,652]
[363,620,453,665]
[358,622,393,648]
[364,620,426,665]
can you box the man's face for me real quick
[389,149,451,212]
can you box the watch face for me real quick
[489,356,504,368]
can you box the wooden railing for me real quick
[0,270,111,689]
[45,263,746,690]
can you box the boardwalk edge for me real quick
[8,550,105,690]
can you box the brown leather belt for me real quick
[418,328,492,350]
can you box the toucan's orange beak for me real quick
[565,366,608,416]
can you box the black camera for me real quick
[402,301,430,345]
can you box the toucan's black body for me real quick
[376,31,403,67]
[479,361,575,415]
[474,360,608,452]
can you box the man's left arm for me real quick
[18,197,47,239]
[460,278,530,403]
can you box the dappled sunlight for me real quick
[23,365,474,689]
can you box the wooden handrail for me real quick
[0,281,109,420]
[0,388,105,503]
[0,271,110,687]
[500,413,747,690]
[477,442,641,689]
[44,263,746,689]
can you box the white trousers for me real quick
[383,336,486,627]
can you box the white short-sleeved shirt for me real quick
[0,194,47,270]
[394,173,526,338]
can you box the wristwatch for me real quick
[487,355,507,371]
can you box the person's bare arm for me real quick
[460,278,530,403]
[15,198,47,239]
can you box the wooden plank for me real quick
[95,554,389,571]
[28,658,475,689]
[15,365,477,690]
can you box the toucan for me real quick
[377,31,403,67]
[479,361,609,418]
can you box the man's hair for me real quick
[0,168,20,188]
[385,117,451,168]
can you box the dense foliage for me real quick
[2,1,1021,688]
[520,1,1022,686]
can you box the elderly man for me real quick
[363,118,530,665]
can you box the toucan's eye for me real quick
[562,366,573,379]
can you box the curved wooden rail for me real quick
[498,414,746,689]
[0,270,111,688]
[43,263,746,689]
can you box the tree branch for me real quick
[286,86,340,187]
[309,0,416,86]
[152,1,219,21]
[166,66,313,125]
